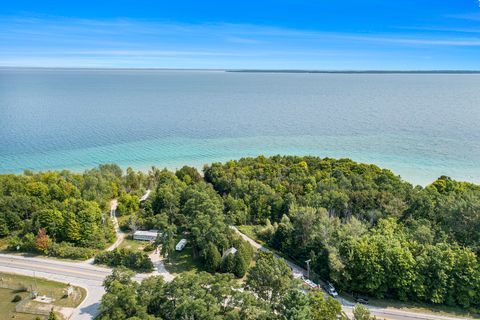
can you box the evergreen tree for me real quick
[48,308,58,320]
[246,251,293,306]
[221,253,235,273]
[233,251,248,278]
[204,242,221,272]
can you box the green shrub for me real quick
[49,242,96,260]
[11,294,22,302]
[94,248,154,272]
[143,243,157,252]
[7,233,37,252]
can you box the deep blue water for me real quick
[1,68,479,185]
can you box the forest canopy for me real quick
[203,156,480,308]
[0,165,127,258]
[1,156,479,310]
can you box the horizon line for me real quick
[2,66,480,74]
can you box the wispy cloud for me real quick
[3,15,480,45]
[226,37,264,44]
[445,13,480,21]
[395,25,480,34]
[349,35,480,46]
[1,15,480,68]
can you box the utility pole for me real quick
[305,259,311,279]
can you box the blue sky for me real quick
[1,1,480,69]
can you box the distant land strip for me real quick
[227,69,480,74]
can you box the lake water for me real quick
[1,68,479,186]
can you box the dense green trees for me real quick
[2,156,480,311]
[204,156,480,309]
[204,156,413,224]
[98,268,154,320]
[98,265,347,320]
[175,165,203,184]
[0,168,120,257]
[409,176,480,254]
[281,289,311,320]
[136,169,253,276]
[116,192,140,216]
[309,292,344,320]
[94,248,154,272]
[98,268,276,320]
[246,251,293,306]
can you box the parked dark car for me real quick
[353,294,369,304]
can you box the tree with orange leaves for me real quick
[35,228,52,253]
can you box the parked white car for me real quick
[324,282,338,297]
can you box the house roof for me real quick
[133,230,158,237]
[139,189,151,202]
[223,247,237,257]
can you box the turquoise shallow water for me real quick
[1,69,479,185]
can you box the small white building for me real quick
[223,247,237,259]
[133,230,159,241]
[139,189,151,204]
[176,239,187,251]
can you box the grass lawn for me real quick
[117,238,149,251]
[163,243,204,275]
[0,288,41,320]
[0,272,86,320]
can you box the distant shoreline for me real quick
[2,66,480,74]
[227,69,480,74]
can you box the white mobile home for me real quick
[176,239,187,251]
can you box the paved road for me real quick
[1,226,470,320]
[343,305,472,320]
[0,200,177,319]
[231,226,471,320]
[0,254,108,319]
[0,253,167,319]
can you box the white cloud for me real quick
[1,14,480,68]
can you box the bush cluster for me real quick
[94,248,154,272]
